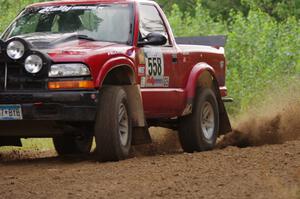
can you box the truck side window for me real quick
[139,4,169,45]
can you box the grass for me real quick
[0,138,53,152]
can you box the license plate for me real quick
[0,105,23,120]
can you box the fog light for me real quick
[7,40,25,60]
[25,54,43,74]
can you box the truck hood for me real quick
[17,33,130,60]
[15,32,135,83]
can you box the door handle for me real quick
[172,54,178,64]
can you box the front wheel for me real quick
[94,86,132,162]
[179,88,219,152]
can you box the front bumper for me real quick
[0,90,98,121]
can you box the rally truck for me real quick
[0,0,231,161]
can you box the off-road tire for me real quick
[53,133,93,156]
[179,88,219,152]
[94,86,132,162]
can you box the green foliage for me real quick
[0,139,53,152]
[168,4,227,36]
[168,2,299,114]
[242,0,300,20]
[157,0,300,21]
[225,11,299,113]
[157,0,198,13]
[0,0,45,34]
[201,0,248,20]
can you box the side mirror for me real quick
[138,32,167,47]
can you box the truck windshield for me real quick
[3,4,133,44]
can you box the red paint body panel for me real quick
[95,56,136,87]
[22,0,228,119]
[141,88,186,118]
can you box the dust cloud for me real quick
[218,83,300,148]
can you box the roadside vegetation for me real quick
[0,0,299,115]
[0,139,53,152]
[166,1,300,115]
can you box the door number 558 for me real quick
[147,57,163,76]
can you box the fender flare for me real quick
[184,62,232,134]
[185,62,216,99]
[95,56,136,87]
[95,57,149,141]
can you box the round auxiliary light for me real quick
[7,40,25,60]
[24,54,43,74]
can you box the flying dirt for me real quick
[220,82,300,147]
[218,100,300,148]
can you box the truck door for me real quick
[137,3,186,118]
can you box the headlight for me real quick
[7,40,25,60]
[24,55,43,74]
[49,63,90,77]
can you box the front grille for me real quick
[0,62,47,91]
[0,63,5,89]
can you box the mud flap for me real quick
[122,85,152,145]
[0,137,22,147]
[212,80,232,135]
[218,101,232,135]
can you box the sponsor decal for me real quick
[140,48,169,88]
[141,76,169,88]
[107,50,122,56]
[39,6,97,13]
[138,66,145,76]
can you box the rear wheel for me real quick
[53,132,93,156]
[94,86,132,162]
[179,88,219,152]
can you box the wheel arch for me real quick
[96,57,136,87]
[185,62,216,99]
[184,62,232,135]
[95,57,149,143]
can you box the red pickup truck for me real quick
[0,0,231,161]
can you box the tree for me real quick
[156,0,197,13]
[156,0,300,20]
[242,0,300,20]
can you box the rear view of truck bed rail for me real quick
[175,35,227,47]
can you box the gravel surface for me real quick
[0,139,299,199]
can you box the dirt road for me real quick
[0,134,299,199]
[0,89,299,199]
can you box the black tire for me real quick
[179,88,219,152]
[53,133,93,156]
[94,86,132,162]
